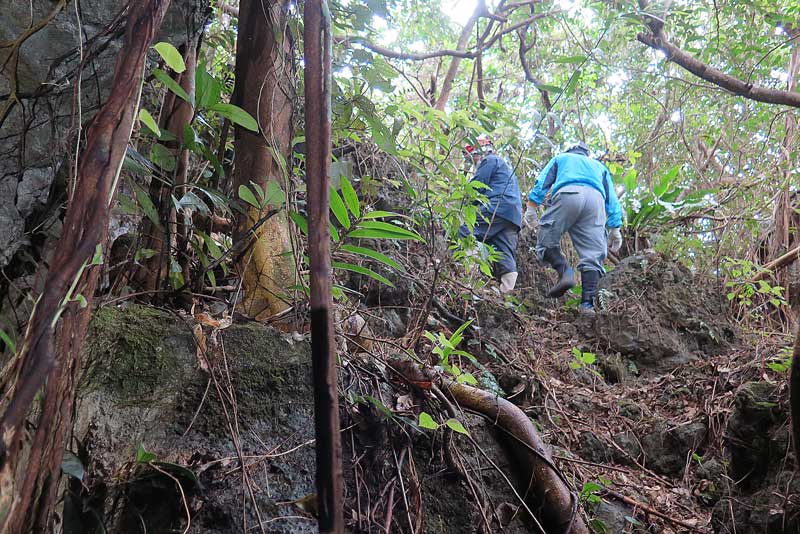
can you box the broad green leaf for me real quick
[265,181,285,207]
[339,244,403,271]
[91,243,104,265]
[149,143,176,171]
[177,190,210,216]
[135,185,161,228]
[153,42,186,73]
[138,108,161,137]
[329,187,351,229]
[152,68,192,105]
[169,259,184,289]
[290,211,309,234]
[457,372,478,385]
[553,55,587,64]
[365,395,393,418]
[352,221,424,241]
[453,319,473,338]
[195,65,223,109]
[136,444,157,463]
[134,248,158,261]
[445,419,469,435]
[418,412,439,430]
[534,82,562,93]
[0,328,16,353]
[198,230,223,260]
[340,175,361,218]
[210,103,258,132]
[332,261,394,287]
[330,159,353,190]
[362,210,408,219]
[238,184,260,209]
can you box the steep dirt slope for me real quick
[68,251,796,533]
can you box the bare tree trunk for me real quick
[0,2,170,531]
[231,0,297,320]
[434,0,484,111]
[304,2,343,532]
[764,28,800,317]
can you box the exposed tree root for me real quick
[440,376,590,534]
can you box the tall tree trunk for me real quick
[231,0,297,319]
[0,2,170,531]
[764,27,800,317]
[434,0,484,111]
[304,2,343,531]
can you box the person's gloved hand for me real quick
[608,227,623,253]
[523,204,539,229]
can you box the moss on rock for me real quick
[82,305,193,403]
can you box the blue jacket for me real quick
[472,154,523,228]
[528,152,623,228]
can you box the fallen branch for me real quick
[603,488,705,532]
[752,243,800,281]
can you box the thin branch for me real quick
[337,37,476,60]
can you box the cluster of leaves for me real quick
[290,173,424,292]
[423,320,479,386]
[722,257,786,319]
[610,162,715,233]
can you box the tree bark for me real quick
[304,2,344,532]
[0,2,170,531]
[763,28,800,314]
[231,0,297,319]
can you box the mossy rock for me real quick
[75,305,316,534]
[82,305,193,404]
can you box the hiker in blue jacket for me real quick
[459,135,523,293]
[524,142,623,312]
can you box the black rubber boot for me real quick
[543,248,575,298]
[579,269,600,312]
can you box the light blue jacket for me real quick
[528,152,623,228]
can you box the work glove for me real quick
[608,227,623,254]
[523,205,539,229]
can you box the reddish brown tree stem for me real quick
[304,1,344,533]
[0,1,170,531]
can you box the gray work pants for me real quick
[535,185,607,273]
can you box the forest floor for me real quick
[72,247,796,534]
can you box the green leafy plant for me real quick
[569,347,600,377]
[417,411,470,435]
[611,162,715,233]
[580,480,604,506]
[423,320,479,386]
[766,345,793,374]
[722,257,786,318]
[291,174,424,289]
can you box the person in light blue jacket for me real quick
[458,135,523,293]
[524,142,623,312]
